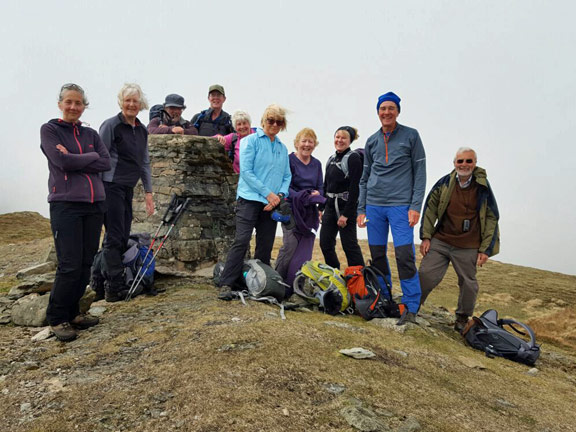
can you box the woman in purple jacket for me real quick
[275,128,325,294]
[40,83,110,342]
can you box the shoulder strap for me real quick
[499,319,538,349]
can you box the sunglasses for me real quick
[456,159,474,164]
[266,118,285,126]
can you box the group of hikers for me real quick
[40,82,500,342]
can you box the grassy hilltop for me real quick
[0,212,574,432]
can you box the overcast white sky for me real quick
[0,0,574,275]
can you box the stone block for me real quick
[11,294,50,327]
[16,262,56,279]
[8,275,54,300]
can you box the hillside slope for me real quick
[0,212,575,431]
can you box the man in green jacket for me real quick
[419,147,500,333]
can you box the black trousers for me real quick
[47,201,104,326]
[102,182,134,286]
[219,198,278,287]
[319,202,365,269]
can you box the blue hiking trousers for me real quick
[366,205,421,313]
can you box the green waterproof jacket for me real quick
[419,167,500,256]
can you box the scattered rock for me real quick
[370,318,408,333]
[217,342,258,352]
[340,348,376,359]
[20,402,32,412]
[79,289,96,314]
[495,398,517,409]
[397,415,422,432]
[341,404,390,431]
[527,367,539,376]
[16,262,56,279]
[31,327,53,341]
[88,306,107,317]
[282,408,289,416]
[11,293,50,326]
[457,356,487,369]
[324,383,346,394]
[392,350,408,358]
[7,275,54,300]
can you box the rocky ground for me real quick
[1,212,575,431]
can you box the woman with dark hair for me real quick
[320,126,365,269]
[40,83,110,341]
[99,83,155,301]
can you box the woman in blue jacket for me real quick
[40,83,110,342]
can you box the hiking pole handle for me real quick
[162,194,179,223]
[171,198,191,225]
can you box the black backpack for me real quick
[462,309,541,366]
[149,104,169,122]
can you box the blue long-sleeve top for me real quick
[237,128,291,203]
[358,123,426,214]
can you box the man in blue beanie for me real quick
[357,91,426,325]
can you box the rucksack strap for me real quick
[499,319,538,349]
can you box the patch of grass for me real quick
[0,211,51,243]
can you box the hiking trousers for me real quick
[275,224,316,293]
[319,202,364,269]
[219,198,278,287]
[102,182,134,288]
[366,205,421,313]
[419,238,479,317]
[47,201,104,326]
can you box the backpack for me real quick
[149,104,169,122]
[327,148,365,178]
[213,259,287,302]
[344,265,405,320]
[462,309,541,366]
[228,133,238,162]
[90,233,155,298]
[293,261,351,315]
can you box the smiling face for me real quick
[165,106,183,122]
[262,117,285,139]
[58,90,85,123]
[209,91,226,110]
[295,135,316,159]
[121,93,142,121]
[454,150,477,180]
[235,119,251,137]
[334,130,351,153]
[378,101,399,132]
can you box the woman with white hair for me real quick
[215,110,256,173]
[98,83,155,302]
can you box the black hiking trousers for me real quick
[102,182,134,290]
[47,201,104,326]
[219,198,278,287]
[319,202,365,269]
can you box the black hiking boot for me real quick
[71,314,100,330]
[50,322,77,342]
[396,309,417,326]
[104,279,128,302]
[454,314,469,334]
[217,285,235,301]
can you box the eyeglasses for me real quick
[456,159,474,164]
[266,118,285,127]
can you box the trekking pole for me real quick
[126,195,181,299]
[125,197,191,301]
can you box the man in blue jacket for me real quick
[357,92,426,325]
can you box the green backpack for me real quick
[293,261,351,315]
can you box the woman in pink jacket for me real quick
[215,110,256,173]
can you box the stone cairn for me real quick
[131,134,237,274]
[2,135,237,327]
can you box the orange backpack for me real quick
[344,265,405,320]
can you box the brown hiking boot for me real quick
[50,322,77,342]
[454,314,469,334]
[396,310,417,326]
[71,314,100,330]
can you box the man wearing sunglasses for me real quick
[418,147,500,333]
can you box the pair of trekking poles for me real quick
[125,194,191,301]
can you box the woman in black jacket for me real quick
[320,126,365,269]
[40,83,110,342]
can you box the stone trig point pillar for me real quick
[132,135,237,274]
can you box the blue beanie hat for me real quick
[377,92,401,112]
